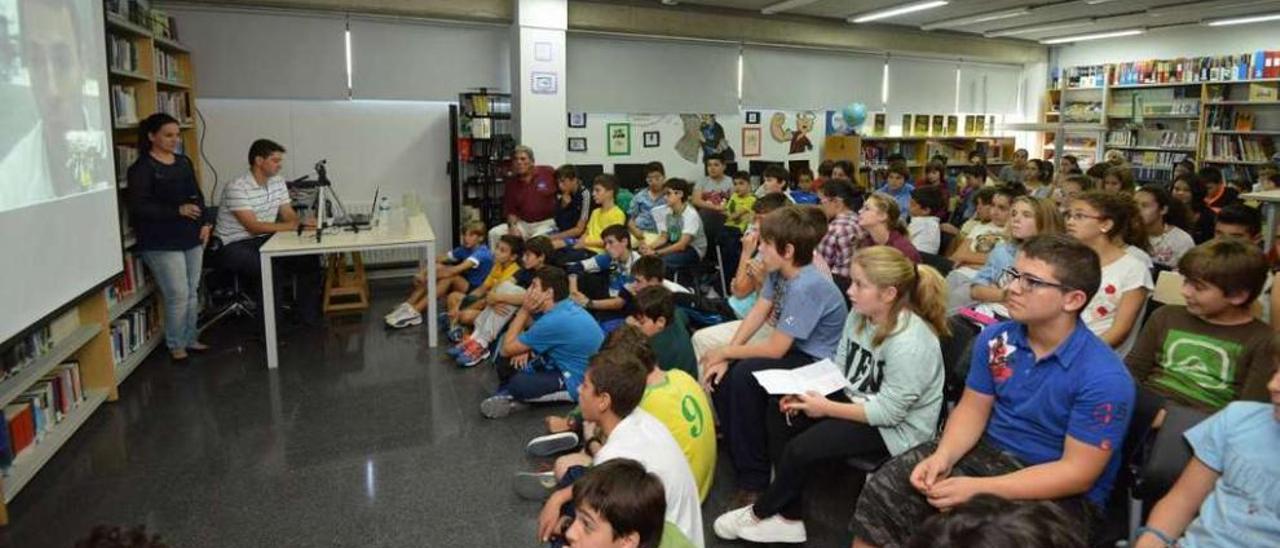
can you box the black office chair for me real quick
[1127,405,1209,539]
[919,252,954,277]
[198,235,257,332]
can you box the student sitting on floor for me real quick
[849,234,1136,548]
[907,186,944,255]
[532,348,705,547]
[700,205,847,504]
[481,266,604,419]
[445,234,522,342]
[641,179,707,270]
[858,192,921,263]
[965,196,1063,317]
[1213,203,1262,244]
[817,179,864,293]
[1066,191,1154,357]
[1127,239,1273,415]
[450,236,553,367]
[564,459,697,548]
[790,167,820,205]
[628,162,668,249]
[1132,362,1280,548]
[548,165,591,250]
[714,246,948,544]
[610,324,715,501]
[385,220,493,329]
[566,225,642,332]
[906,494,1086,548]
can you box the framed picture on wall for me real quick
[568,112,587,128]
[745,111,761,125]
[643,131,660,148]
[742,127,762,157]
[607,123,631,156]
[568,137,587,152]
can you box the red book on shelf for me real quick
[5,403,36,457]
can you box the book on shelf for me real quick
[105,252,150,307]
[154,49,184,82]
[0,362,86,472]
[106,0,151,26]
[156,91,191,123]
[107,34,139,73]
[149,9,179,40]
[946,115,958,137]
[912,115,929,137]
[1,325,54,383]
[1249,83,1278,102]
[930,115,944,137]
[110,300,161,366]
[1105,130,1196,149]
[110,85,138,125]
[466,94,511,117]
[1205,135,1274,162]
[873,113,886,136]
[4,403,36,465]
[901,115,913,136]
[114,146,139,181]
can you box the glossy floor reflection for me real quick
[1,280,859,548]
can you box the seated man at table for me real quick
[214,138,323,325]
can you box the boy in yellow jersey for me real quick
[445,234,523,342]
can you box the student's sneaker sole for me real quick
[386,315,423,329]
[458,348,490,368]
[512,471,557,501]
[525,432,581,457]
[480,395,526,419]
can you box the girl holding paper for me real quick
[712,246,948,544]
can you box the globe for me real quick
[842,103,867,133]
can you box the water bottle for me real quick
[375,196,392,234]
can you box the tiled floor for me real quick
[0,280,860,547]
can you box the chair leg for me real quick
[715,247,728,298]
[1128,498,1143,541]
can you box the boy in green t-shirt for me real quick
[1127,239,1274,421]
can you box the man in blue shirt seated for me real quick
[850,234,1136,548]
[481,266,605,419]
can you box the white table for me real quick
[259,215,438,369]
[1241,189,1280,250]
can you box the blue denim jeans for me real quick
[141,245,203,350]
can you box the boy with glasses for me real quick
[851,234,1136,548]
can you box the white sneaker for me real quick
[385,307,423,329]
[384,302,409,320]
[713,505,806,543]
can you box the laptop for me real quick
[347,188,379,226]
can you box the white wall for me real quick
[1054,24,1278,67]
[195,99,453,244]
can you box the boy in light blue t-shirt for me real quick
[1134,363,1280,548]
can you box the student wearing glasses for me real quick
[850,234,1135,548]
[1064,191,1153,358]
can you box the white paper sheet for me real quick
[751,358,850,396]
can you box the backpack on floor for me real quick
[672,292,735,331]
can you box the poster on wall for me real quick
[568,112,587,128]
[745,111,760,125]
[643,131,660,148]
[607,123,631,156]
[742,127,762,157]
[675,114,734,164]
[568,137,587,152]
[913,115,930,136]
[946,115,959,136]
[931,115,945,137]
[771,111,816,154]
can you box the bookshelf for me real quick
[845,136,1015,189]
[1202,80,1279,184]
[449,89,514,245]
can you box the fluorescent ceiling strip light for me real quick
[849,0,949,24]
[1039,28,1144,44]
[881,62,889,106]
[1205,12,1280,25]
[761,0,823,15]
[1148,0,1280,17]
[920,7,1030,30]
[1082,0,1121,4]
[984,18,1095,37]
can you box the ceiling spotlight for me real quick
[849,0,950,24]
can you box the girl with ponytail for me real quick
[713,245,947,543]
[857,192,921,263]
[1065,190,1153,356]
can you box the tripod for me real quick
[293,160,359,243]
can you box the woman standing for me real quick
[127,113,210,361]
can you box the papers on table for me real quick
[751,358,850,396]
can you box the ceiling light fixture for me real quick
[1039,28,1145,44]
[1082,0,1122,4]
[920,7,1031,30]
[848,0,949,24]
[1204,12,1280,25]
[760,0,823,15]
[1148,0,1280,17]
[984,18,1095,37]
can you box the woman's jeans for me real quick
[141,245,203,350]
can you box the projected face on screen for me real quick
[0,0,111,213]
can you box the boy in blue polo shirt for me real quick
[482,266,605,419]
[851,234,1136,548]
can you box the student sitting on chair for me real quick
[1131,363,1280,548]
[481,266,604,419]
[628,162,668,249]
[385,220,493,329]
[547,165,590,251]
[451,236,553,368]
[1065,191,1153,357]
[1136,185,1195,271]
[858,192,921,263]
[640,179,706,270]
[1127,239,1273,416]
[789,167,820,205]
[714,246,948,544]
[816,179,863,294]
[444,234,522,343]
[849,234,1136,548]
[567,225,638,332]
[907,186,944,255]
[700,205,847,504]
[965,196,1063,317]
[563,459,697,548]
[531,348,704,547]
[950,185,1018,271]
[488,145,558,245]
[1213,203,1262,244]
[557,174,626,264]
[876,164,915,218]
[1199,166,1240,214]
[215,138,324,326]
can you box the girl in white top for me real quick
[1066,191,1154,357]
[1136,184,1196,271]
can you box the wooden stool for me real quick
[323,252,369,314]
